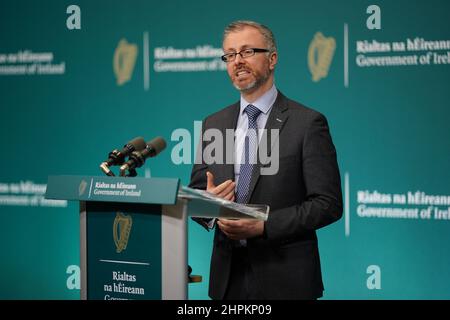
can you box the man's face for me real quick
[223,27,277,93]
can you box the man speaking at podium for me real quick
[189,20,342,300]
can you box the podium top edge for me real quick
[45,175,180,205]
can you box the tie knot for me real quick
[244,104,262,121]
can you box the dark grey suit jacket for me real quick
[189,91,343,300]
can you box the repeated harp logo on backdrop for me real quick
[113,39,138,86]
[113,212,133,253]
[308,32,336,82]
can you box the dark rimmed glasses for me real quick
[221,48,270,62]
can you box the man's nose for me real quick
[234,53,244,65]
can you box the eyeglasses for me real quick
[221,48,270,62]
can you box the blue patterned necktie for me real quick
[236,104,262,204]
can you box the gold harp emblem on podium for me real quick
[308,32,336,82]
[113,38,138,86]
[113,212,133,253]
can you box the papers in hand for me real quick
[178,186,269,221]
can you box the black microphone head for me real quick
[126,136,146,152]
[120,136,167,172]
[105,136,147,167]
[146,136,167,156]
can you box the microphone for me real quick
[100,136,147,176]
[119,136,167,176]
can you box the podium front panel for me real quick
[85,202,163,300]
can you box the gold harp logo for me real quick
[308,32,336,82]
[113,39,138,86]
[113,212,133,253]
[79,180,87,196]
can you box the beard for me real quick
[232,67,271,93]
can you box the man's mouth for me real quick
[235,69,251,77]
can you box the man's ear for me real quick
[269,51,278,70]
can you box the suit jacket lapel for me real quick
[246,91,289,201]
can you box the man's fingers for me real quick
[206,171,215,190]
[217,181,235,198]
[206,173,236,200]
[213,179,234,195]
[217,221,240,240]
[218,219,240,229]
[223,191,235,201]
[217,220,232,231]
[218,220,234,234]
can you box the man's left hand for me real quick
[217,219,264,240]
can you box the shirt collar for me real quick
[240,84,278,115]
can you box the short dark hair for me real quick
[223,20,277,52]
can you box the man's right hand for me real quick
[206,171,235,202]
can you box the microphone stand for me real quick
[127,168,137,177]
[100,162,138,178]
[118,164,138,177]
[100,162,115,176]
